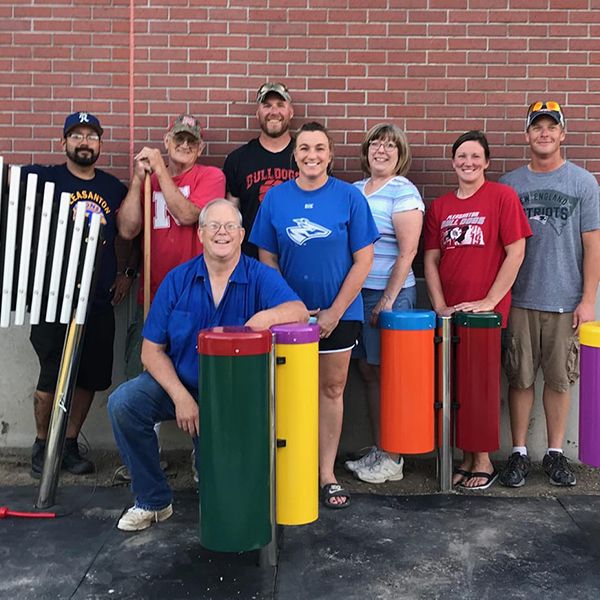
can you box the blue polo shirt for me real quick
[142,253,301,390]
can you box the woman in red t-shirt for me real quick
[424,130,531,491]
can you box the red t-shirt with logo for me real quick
[424,180,532,326]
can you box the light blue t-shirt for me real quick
[354,176,424,290]
[249,177,379,321]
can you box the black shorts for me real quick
[319,320,361,353]
[29,308,115,393]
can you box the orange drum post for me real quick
[379,310,436,454]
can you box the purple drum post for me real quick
[271,322,320,344]
[579,322,600,468]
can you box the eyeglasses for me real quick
[202,222,241,233]
[528,101,562,114]
[172,134,200,148]
[368,139,397,152]
[67,132,100,142]
[257,82,289,94]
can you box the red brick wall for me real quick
[1,0,600,201]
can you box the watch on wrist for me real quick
[123,267,137,279]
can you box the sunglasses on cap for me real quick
[256,82,292,103]
[528,101,562,114]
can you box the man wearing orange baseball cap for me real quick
[500,101,600,488]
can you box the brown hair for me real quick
[451,130,490,160]
[360,123,412,177]
[293,121,335,174]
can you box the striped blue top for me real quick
[354,175,424,290]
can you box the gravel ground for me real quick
[3,447,600,498]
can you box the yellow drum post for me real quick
[272,323,320,525]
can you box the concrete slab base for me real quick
[2,486,599,600]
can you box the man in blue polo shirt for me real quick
[108,199,307,531]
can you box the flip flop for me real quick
[452,467,472,486]
[460,470,498,491]
[320,483,351,509]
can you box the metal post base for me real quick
[437,316,454,493]
[259,527,279,567]
[259,334,279,567]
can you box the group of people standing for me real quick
[349,101,599,495]
[23,84,599,530]
[423,103,599,492]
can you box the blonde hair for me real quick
[198,199,242,227]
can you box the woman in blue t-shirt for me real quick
[250,122,378,509]
[346,124,424,485]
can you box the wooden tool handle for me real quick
[143,172,151,319]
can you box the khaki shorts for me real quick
[503,307,579,393]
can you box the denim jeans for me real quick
[108,371,198,510]
[353,286,418,365]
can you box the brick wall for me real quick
[1,0,600,201]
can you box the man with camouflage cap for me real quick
[223,83,298,257]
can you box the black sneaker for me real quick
[62,438,94,475]
[542,451,576,486]
[31,438,46,479]
[499,452,531,487]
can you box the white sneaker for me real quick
[344,446,381,473]
[355,454,404,484]
[117,504,173,531]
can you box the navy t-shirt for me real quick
[21,163,127,313]
[223,138,298,257]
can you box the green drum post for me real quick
[197,327,272,552]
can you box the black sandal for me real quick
[460,470,498,491]
[320,483,351,509]
[453,467,472,486]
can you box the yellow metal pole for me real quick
[36,315,85,508]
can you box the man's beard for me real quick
[66,147,99,166]
[260,119,289,139]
